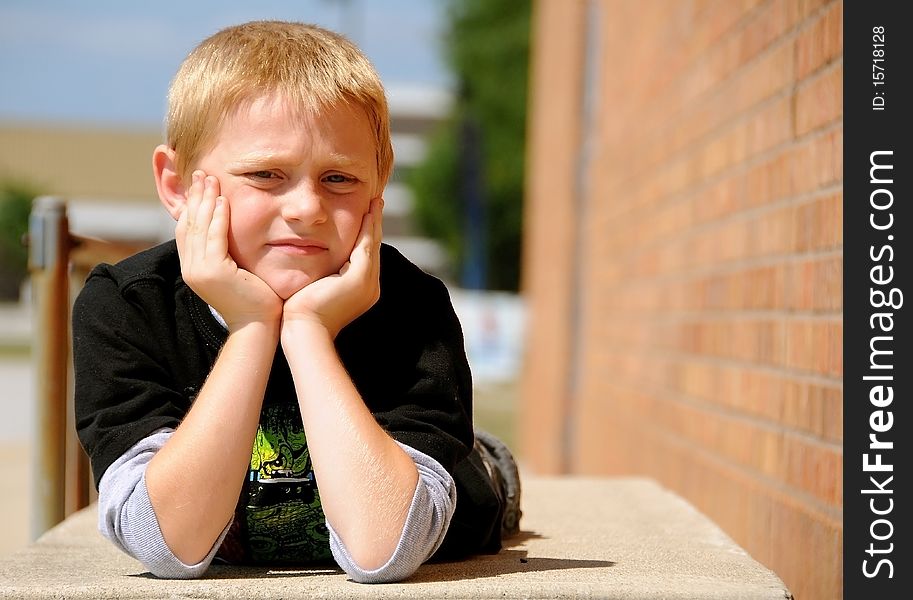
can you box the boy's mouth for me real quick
[267,238,329,255]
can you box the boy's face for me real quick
[194,94,380,300]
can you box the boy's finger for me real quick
[175,210,189,265]
[191,175,219,260]
[176,171,203,265]
[207,195,230,259]
[183,171,204,230]
[357,202,376,260]
[350,211,370,269]
[374,198,384,244]
[370,198,383,280]
[338,207,372,288]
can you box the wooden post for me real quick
[28,196,70,539]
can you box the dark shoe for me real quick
[474,429,522,538]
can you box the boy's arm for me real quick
[145,173,282,565]
[282,198,420,572]
[144,321,277,564]
[328,441,455,582]
[283,319,418,571]
[96,428,232,579]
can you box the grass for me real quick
[0,343,30,358]
[473,380,519,455]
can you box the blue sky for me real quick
[0,0,453,128]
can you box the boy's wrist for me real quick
[225,317,282,342]
[280,316,336,350]
[219,300,284,333]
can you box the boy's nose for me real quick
[281,182,328,225]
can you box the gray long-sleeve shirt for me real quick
[97,428,456,583]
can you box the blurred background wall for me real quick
[520,1,842,599]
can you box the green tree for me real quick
[0,180,39,301]
[409,0,531,291]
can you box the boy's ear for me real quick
[153,144,186,221]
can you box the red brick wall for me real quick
[520,1,843,598]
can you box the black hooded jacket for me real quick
[73,240,501,559]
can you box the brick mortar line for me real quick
[596,380,845,512]
[792,52,844,95]
[657,2,843,152]
[616,346,845,390]
[589,252,843,292]
[794,0,843,35]
[596,308,843,322]
[595,252,844,288]
[652,0,773,87]
[595,119,843,242]
[617,3,841,188]
[588,182,843,284]
[644,419,844,526]
[615,79,800,194]
[589,137,843,267]
[630,0,787,149]
[606,364,844,451]
[593,243,843,288]
[590,344,843,387]
[603,389,844,521]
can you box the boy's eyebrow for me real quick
[227,151,372,171]
[325,152,372,171]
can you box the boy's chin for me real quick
[263,259,348,299]
[268,274,321,300]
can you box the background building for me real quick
[520,2,842,599]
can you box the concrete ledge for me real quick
[0,477,792,599]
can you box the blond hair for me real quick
[165,21,393,189]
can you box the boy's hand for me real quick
[175,171,283,330]
[281,197,383,339]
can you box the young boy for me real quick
[73,21,519,584]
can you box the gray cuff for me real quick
[96,428,231,579]
[328,442,456,583]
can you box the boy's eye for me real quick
[323,173,357,184]
[248,170,277,180]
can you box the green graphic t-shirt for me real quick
[217,401,332,564]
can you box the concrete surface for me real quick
[0,477,792,599]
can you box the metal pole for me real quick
[28,196,69,539]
